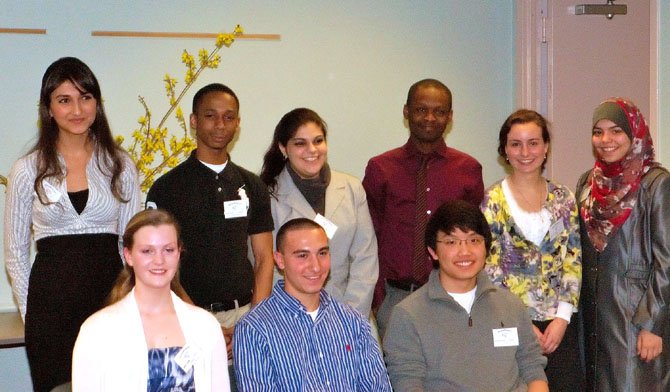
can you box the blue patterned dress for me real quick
[147,347,195,392]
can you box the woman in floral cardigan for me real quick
[480,109,583,391]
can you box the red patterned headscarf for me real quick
[580,98,658,252]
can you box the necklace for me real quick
[507,176,547,213]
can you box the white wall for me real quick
[1,2,514,388]
[660,0,670,164]
[0,1,513,311]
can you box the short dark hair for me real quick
[406,78,452,111]
[192,83,239,114]
[498,109,551,170]
[425,200,492,266]
[275,218,326,251]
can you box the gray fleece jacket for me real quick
[384,270,547,391]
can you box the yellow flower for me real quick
[118,25,242,191]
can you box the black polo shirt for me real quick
[146,151,273,309]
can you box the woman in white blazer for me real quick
[260,108,379,317]
[72,209,229,392]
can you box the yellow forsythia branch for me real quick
[117,24,243,192]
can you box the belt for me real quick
[208,293,252,313]
[386,279,424,292]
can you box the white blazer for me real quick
[72,289,229,392]
[271,167,379,316]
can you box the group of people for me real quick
[3,55,669,392]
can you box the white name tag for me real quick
[549,219,565,242]
[174,345,199,372]
[42,181,62,203]
[314,213,338,239]
[224,199,248,218]
[492,327,519,347]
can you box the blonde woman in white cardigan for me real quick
[72,209,229,392]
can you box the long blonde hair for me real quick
[107,209,192,305]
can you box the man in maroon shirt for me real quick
[363,79,484,338]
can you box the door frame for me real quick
[515,0,659,147]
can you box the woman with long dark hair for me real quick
[577,98,670,391]
[260,108,378,318]
[4,57,140,391]
[73,209,229,391]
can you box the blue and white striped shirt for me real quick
[234,281,391,391]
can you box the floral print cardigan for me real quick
[480,180,582,321]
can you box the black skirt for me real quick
[25,233,122,392]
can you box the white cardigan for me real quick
[72,289,229,392]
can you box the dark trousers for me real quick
[25,234,122,392]
[533,317,585,392]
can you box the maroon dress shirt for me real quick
[363,139,484,308]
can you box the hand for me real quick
[541,318,568,354]
[222,326,234,360]
[637,329,662,362]
[531,324,545,349]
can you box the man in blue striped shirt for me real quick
[234,218,391,391]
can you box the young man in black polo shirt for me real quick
[146,83,274,389]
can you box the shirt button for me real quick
[319,352,323,358]
[215,175,219,180]
[217,187,222,192]
[426,187,430,192]
[427,210,431,215]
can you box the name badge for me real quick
[492,327,519,347]
[42,181,62,203]
[314,213,338,239]
[174,345,200,372]
[224,199,248,219]
[549,219,565,241]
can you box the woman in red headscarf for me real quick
[577,97,670,391]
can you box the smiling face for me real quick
[274,226,330,310]
[592,119,632,163]
[123,224,181,292]
[49,80,97,138]
[279,121,327,179]
[404,86,452,151]
[428,228,486,293]
[504,121,549,175]
[190,91,240,161]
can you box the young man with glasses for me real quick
[384,200,548,392]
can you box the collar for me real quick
[186,150,240,179]
[402,138,449,159]
[427,269,496,303]
[273,280,332,315]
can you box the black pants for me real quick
[25,234,122,392]
[533,317,585,392]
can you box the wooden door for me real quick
[516,0,657,190]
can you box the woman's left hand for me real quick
[637,329,663,362]
[541,318,568,354]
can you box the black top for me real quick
[68,189,89,215]
[146,151,274,308]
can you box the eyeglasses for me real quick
[436,236,485,248]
